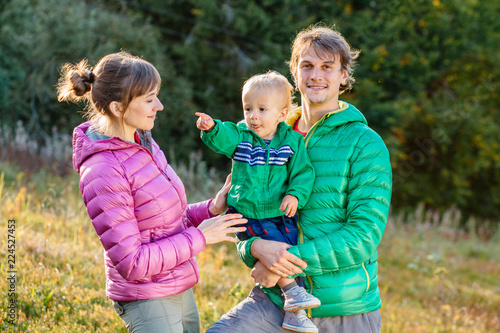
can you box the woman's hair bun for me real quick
[57,60,93,102]
[82,71,94,84]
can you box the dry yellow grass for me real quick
[0,166,499,332]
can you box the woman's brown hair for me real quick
[57,51,161,132]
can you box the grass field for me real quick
[1,163,499,332]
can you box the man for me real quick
[207,24,392,333]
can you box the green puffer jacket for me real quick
[201,120,315,219]
[238,102,392,317]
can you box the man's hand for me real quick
[251,261,281,288]
[195,112,216,132]
[251,239,306,277]
[280,194,298,217]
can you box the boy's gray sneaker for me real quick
[282,310,318,333]
[283,286,321,312]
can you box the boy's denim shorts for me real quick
[228,207,298,246]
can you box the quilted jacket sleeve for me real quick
[287,129,392,276]
[236,237,259,268]
[80,157,206,282]
[200,120,241,158]
[285,135,315,209]
[184,199,215,228]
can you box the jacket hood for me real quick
[286,101,367,129]
[72,122,134,173]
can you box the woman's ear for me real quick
[109,101,123,118]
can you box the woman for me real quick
[57,51,247,333]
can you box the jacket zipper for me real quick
[140,146,171,182]
[299,114,331,317]
[129,140,172,182]
[265,145,271,212]
[161,170,171,181]
[296,211,304,244]
[297,212,315,318]
[295,105,349,316]
[304,117,327,148]
[107,138,181,247]
[362,262,370,292]
[130,141,178,245]
[303,103,346,147]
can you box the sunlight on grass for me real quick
[1,165,499,332]
[380,208,500,332]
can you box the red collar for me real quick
[134,132,142,144]
[293,117,307,137]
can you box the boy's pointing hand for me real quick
[195,112,216,132]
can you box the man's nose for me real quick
[310,66,322,80]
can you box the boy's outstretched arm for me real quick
[195,112,216,132]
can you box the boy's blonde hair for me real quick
[242,70,296,110]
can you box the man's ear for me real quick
[292,72,298,87]
[109,101,123,118]
[342,70,349,85]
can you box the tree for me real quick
[343,0,500,220]
[0,0,196,159]
[2,0,499,221]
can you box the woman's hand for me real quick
[251,261,281,288]
[209,174,232,216]
[198,213,246,244]
[251,239,306,277]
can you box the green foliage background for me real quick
[1,0,499,221]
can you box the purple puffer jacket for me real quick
[72,122,212,301]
